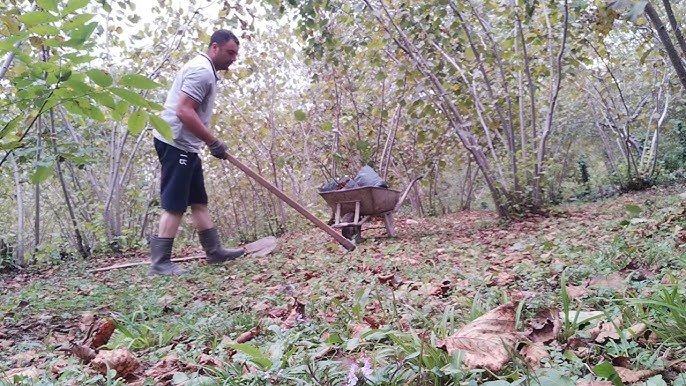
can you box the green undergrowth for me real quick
[2,188,686,385]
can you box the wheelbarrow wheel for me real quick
[342,225,362,244]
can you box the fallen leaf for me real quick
[79,312,97,332]
[614,366,660,383]
[90,349,140,378]
[520,342,549,369]
[1,366,42,381]
[236,328,260,343]
[527,308,561,343]
[493,271,516,287]
[70,344,97,362]
[576,381,613,386]
[314,346,336,359]
[591,316,623,343]
[51,359,70,375]
[624,323,647,340]
[197,354,222,367]
[157,295,175,308]
[589,272,626,292]
[84,318,116,349]
[145,355,199,386]
[565,285,589,300]
[11,350,38,367]
[436,303,519,372]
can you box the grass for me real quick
[1,187,686,384]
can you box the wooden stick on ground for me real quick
[90,255,205,273]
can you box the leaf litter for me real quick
[2,188,686,383]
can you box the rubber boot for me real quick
[198,228,244,264]
[148,236,189,276]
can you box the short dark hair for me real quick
[209,30,239,47]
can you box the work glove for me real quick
[208,139,229,160]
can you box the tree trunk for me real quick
[661,0,686,58]
[48,110,89,258]
[644,2,686,89]
[10,154,25,266]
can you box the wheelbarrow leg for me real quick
[383,212,396,237]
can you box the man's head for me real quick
[207,30,239,71]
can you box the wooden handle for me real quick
[223,155,356,251]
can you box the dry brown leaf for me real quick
[591,316,623,343]
[1,366,42,381]
[252,301,270,313]
[436,303,519,372]
[520,342,549,369]
[576,381,613,386]
[11,350,38,367]
[566,285,589,300]
[197,354,223,367]
[0,339,13,349]
[589,272,626,292]
[349,324,368,338]
[157,295,175,309]
[314,346,336,359]
[79,312,97,332]
[493,271,516,287]
[236,328,260,343]
[90,349,140,378]
[614,366,661,383]
[281,309,300,329]
[527,308,561,343]
[145,355,199,386]
[84,318,116,349]
[51,359,70,376]
[267,307,288,318]
[625,323,647,340]
[70,344,97,362]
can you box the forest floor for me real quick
[2,186,686,385]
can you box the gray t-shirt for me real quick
[153,53,218,153]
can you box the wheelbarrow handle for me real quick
[394,175,423,212]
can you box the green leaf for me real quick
[119,74,161,90]
[127,110,148,135]
[18,11,60,26]
[62,0,91,15]
[593,362,624,386]
[37,0,59,12]
[111,87,149,108]
[30,163,55,184]
[229,344,272,370]
[321,121,333,131]
[294,110,307,122]
[0,116,22,140]
[0,141,23,151]
[81,101,105,122]
[149,115,173,141]
[624,204,642,216]
[63,13,95,31]
[28,25,61,35]
[66,22,97,47]
[90,91,116,109]
[63,78,92,94]
[87,69,113,87]
[355,140,369,151]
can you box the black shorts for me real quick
[154,138,208,213]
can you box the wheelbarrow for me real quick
[319,176,423,242]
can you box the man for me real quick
[149,30,243,275]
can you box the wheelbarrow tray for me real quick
[319,186,401,215]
